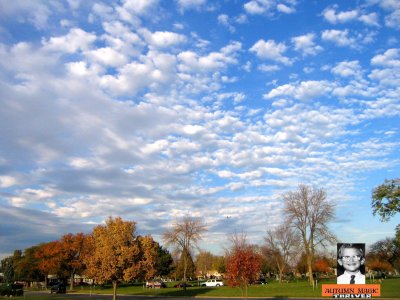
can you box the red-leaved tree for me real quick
[225,233,262,300]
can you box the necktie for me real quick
[350,275,355,284]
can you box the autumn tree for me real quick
[283,184,336,286]
[312,257,331,274]
[163,216,206,286]
[83,217,150,300]
[59,233,86,290]
[34,241,63,288]
[264,224,299,283]
[372,178,400,221]
[367,259,394,274]
[136,235,159,281]
[225,233,262,300]
[14,246,44,285]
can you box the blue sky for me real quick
[0,0,399,258]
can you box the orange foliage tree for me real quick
[137,235,159,281]
[83,217,155,300]
[59,233,86,290]
[367,258,394,273]
[34,241,63,288]
[226,233,262,300]
[313,257,331,274]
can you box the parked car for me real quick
[252,278,268,285]
[201,279,224,287]
[146,280,166,288]
[0,283,24,296]
[173,282,193,288]
[50,282,66,294]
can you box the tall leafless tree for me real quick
[283,184,336,286]
[264,224,300,283]
[162,216,206,286]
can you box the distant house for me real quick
[197,269,224,280]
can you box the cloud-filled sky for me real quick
[1,0,400,258]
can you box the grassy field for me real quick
[6,277,398,299]
[90,278,400,298]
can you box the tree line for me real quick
[1,183,399,300]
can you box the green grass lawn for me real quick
[4,278,400,299]
[54,278,400,298]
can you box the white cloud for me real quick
[43,28,96,53]
[182,124,205,135]
[112,0,160,26]
[323,7,359,24]
[121,0,159,15]
[277,4,296,14]
[97,49,179,95]
[322,6,379,26]
[321,29,356,47]
[291,33,323,56]
[69,157,95,169]
[258,64,280,72]
[369,69,400,86]
[0,0,55,29]
[176,0,206,11]
[244,0,297,16]
[0,176,17,188]
[218,14,236,33]
[87,47,127,67]
[217,92,246,104]
[371,48,400,67]
[250,39,292,65]
[66,0,80,10]
[235,14,248,24]
[90,3,114,22]
[369,49,400,86]
[359,12,380,26]
[141,29,187,48]
[244,0,271,15]
[264,80,335,101]
[385,10,400,29]
[331,60,363,78]
[178,41,241,73]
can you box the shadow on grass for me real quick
[149,287,212,297]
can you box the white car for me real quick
[201,279,224,287]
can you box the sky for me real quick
[1,0,400,259]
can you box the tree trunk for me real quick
[307,254,313,286]
[183,251,187,291]
[70,272,74,291]
[112,280,117,300]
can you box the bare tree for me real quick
[264,224,300,283]
[162,216,206,286]
[283,184,336,286]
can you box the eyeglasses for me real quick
[340,255,362,261]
